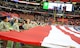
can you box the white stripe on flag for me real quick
[66,26,80,34]
[59,26,80,38]
[41,25,80,48]
[69,27,78,32]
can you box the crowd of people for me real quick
[0,11,80,32]
[68,19,80,26]
[0,1,41,12]
[0,15,49,32]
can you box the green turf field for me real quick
[6,41,46,48]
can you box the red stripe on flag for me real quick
[65,26,80,34]
[56,26,80,44]
[0,26,51,46]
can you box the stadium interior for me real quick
[0,0,80,48]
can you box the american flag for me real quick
[0,25,80,48]
[42,25,80,48]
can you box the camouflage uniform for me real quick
[22,24,28,30]
[13,23,20,32]
[0,21,11,31]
